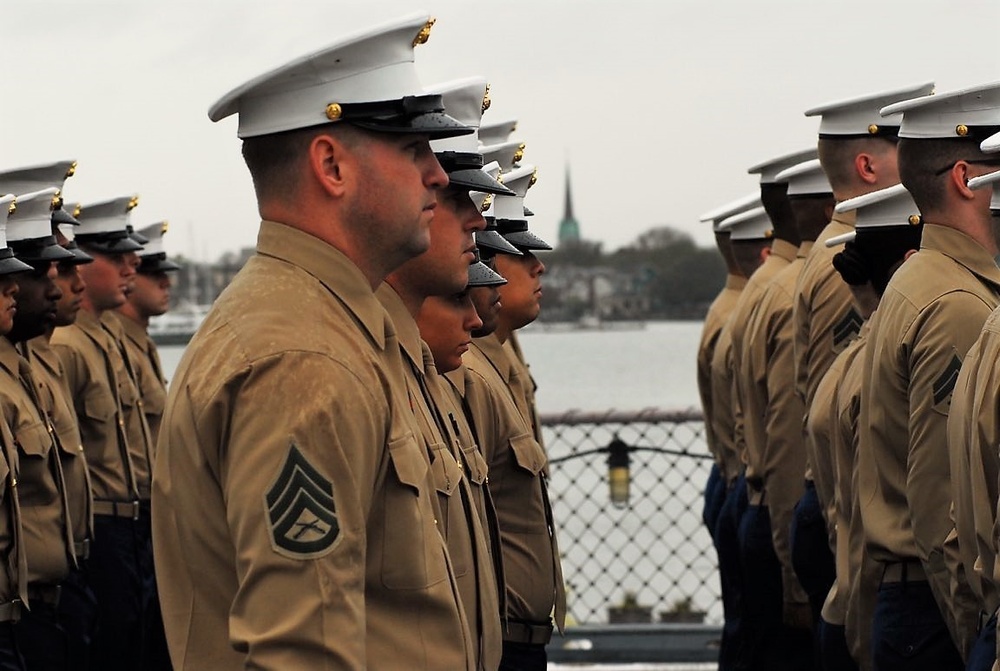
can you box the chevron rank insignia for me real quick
[264,444,340,559]
[832,307,863,350]
[932,354,963,409]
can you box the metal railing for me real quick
[543,408,721,627]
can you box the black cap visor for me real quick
[496,220,552,251]
[77,231,144,254]
[345,94,473,140]
[475,229,521,255]
[64,241,94,265]
[51,208,80,226]
[139,253,181,273]
[0,248,34,275]
[436,152,513,195]
[11,237,77,263]
[468,260,507,287]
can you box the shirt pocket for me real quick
[381,432,446,590]
[14,418,55,507]
[509,433,546,477]
[460,443,489,488]
[501,434,549,533]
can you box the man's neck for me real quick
[117,304,149,330]
[385,278,425,319]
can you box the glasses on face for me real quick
[933,158,1000,176]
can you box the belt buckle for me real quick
[130,500,140,521]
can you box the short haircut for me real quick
[789,194,835,243]
[897,137,990,214]
[730,238,772,278]
[817,136,897,192]
[241,123,366,203]
[760,182,799,245]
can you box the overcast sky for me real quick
[2,0,999,261]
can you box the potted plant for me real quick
[607,590,653,624]
[659,595,706,624]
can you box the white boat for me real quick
[148,301,211,346]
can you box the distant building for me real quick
[557,165,581,247]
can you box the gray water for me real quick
[158,320,705,415]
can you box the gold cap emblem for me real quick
[325,103,343,121]
[868,124,879,135]
[908,214,921,226]
[765,229,774,239]
[513,143,526,164]
[528,167,538,188]
[51,191,63,211]
[956,124,969,136]
[127,196,140,212]
[66,161,78,178]
[413,18,436,47]
[481,193,493,212]
[71,203,81,218]
[161,221,169,234]
[482,84,491,114]
[7,200,15,216]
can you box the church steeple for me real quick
[557,164,580,246]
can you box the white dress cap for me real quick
[478,118,518,146]
[805,83,935,137]
[6,188,60,242]
[967,169,1000,211]
[427,76,489,153]
[209,13,470,139]
[826,183,920,247]
[982,130,1000,153]
[489,164,535,220]
[136,221,169,258]
[718,206,773,241]
[698,193,761,232]
[881,81,1000,139]
[774,159,833,197]
[479,139,525,172]
[0,195,14,245]
[748,147,819,184]
[76,195,138,236]
[0,160,77,197]
[470,162,502,212]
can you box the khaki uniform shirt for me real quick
[466,335,566,631]
[709,246,792,484]
[24,337,93,559]
[831,328,877,670]
[947,306,1000,618]
[859,224,1000,646]
[52,311,140,505]
[814,329,866,628]
[502,334,544,450]
[793,211,861,410]
[101,312,155,500]
[0,414,26,619]
[805,341,842,554]
[0,338,73,586]
[697,274,746,467]
[730,239,798,470]
[112,313,167,445]
[377,285,502,670]
[151,221,474,671]
[739,245,809,608]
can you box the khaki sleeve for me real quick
[697,324,720,460]
[173,352,386,668]
[463,367,505,466]
[761,300,808,608]
[905,293,991,641]
[710,332,738,480]
[803,271,857,407]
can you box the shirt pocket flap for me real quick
[82,391,116,423]
[15,420,52,458]
[460,444,489,486]
[387,433,428,494]
[509,433,546,477]
[429,443,462,497]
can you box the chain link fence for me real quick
[543,408,721,627]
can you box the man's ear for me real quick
[951,160,978,201]
[309,133,350,198]
[855,152,878,185]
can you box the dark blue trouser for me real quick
[58,565,98,671]
[703,463,726,543]
[499,640,546,671]
[819,619,859,671]
[965,611,997,671]
[716,474,748,671]
[791,480,836,660]
[738,501,814,671]
[14,600,67,671]
[0,622,25,670]
[872,578,962,671]
[88,515,144,671]
[136,508,171,671]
